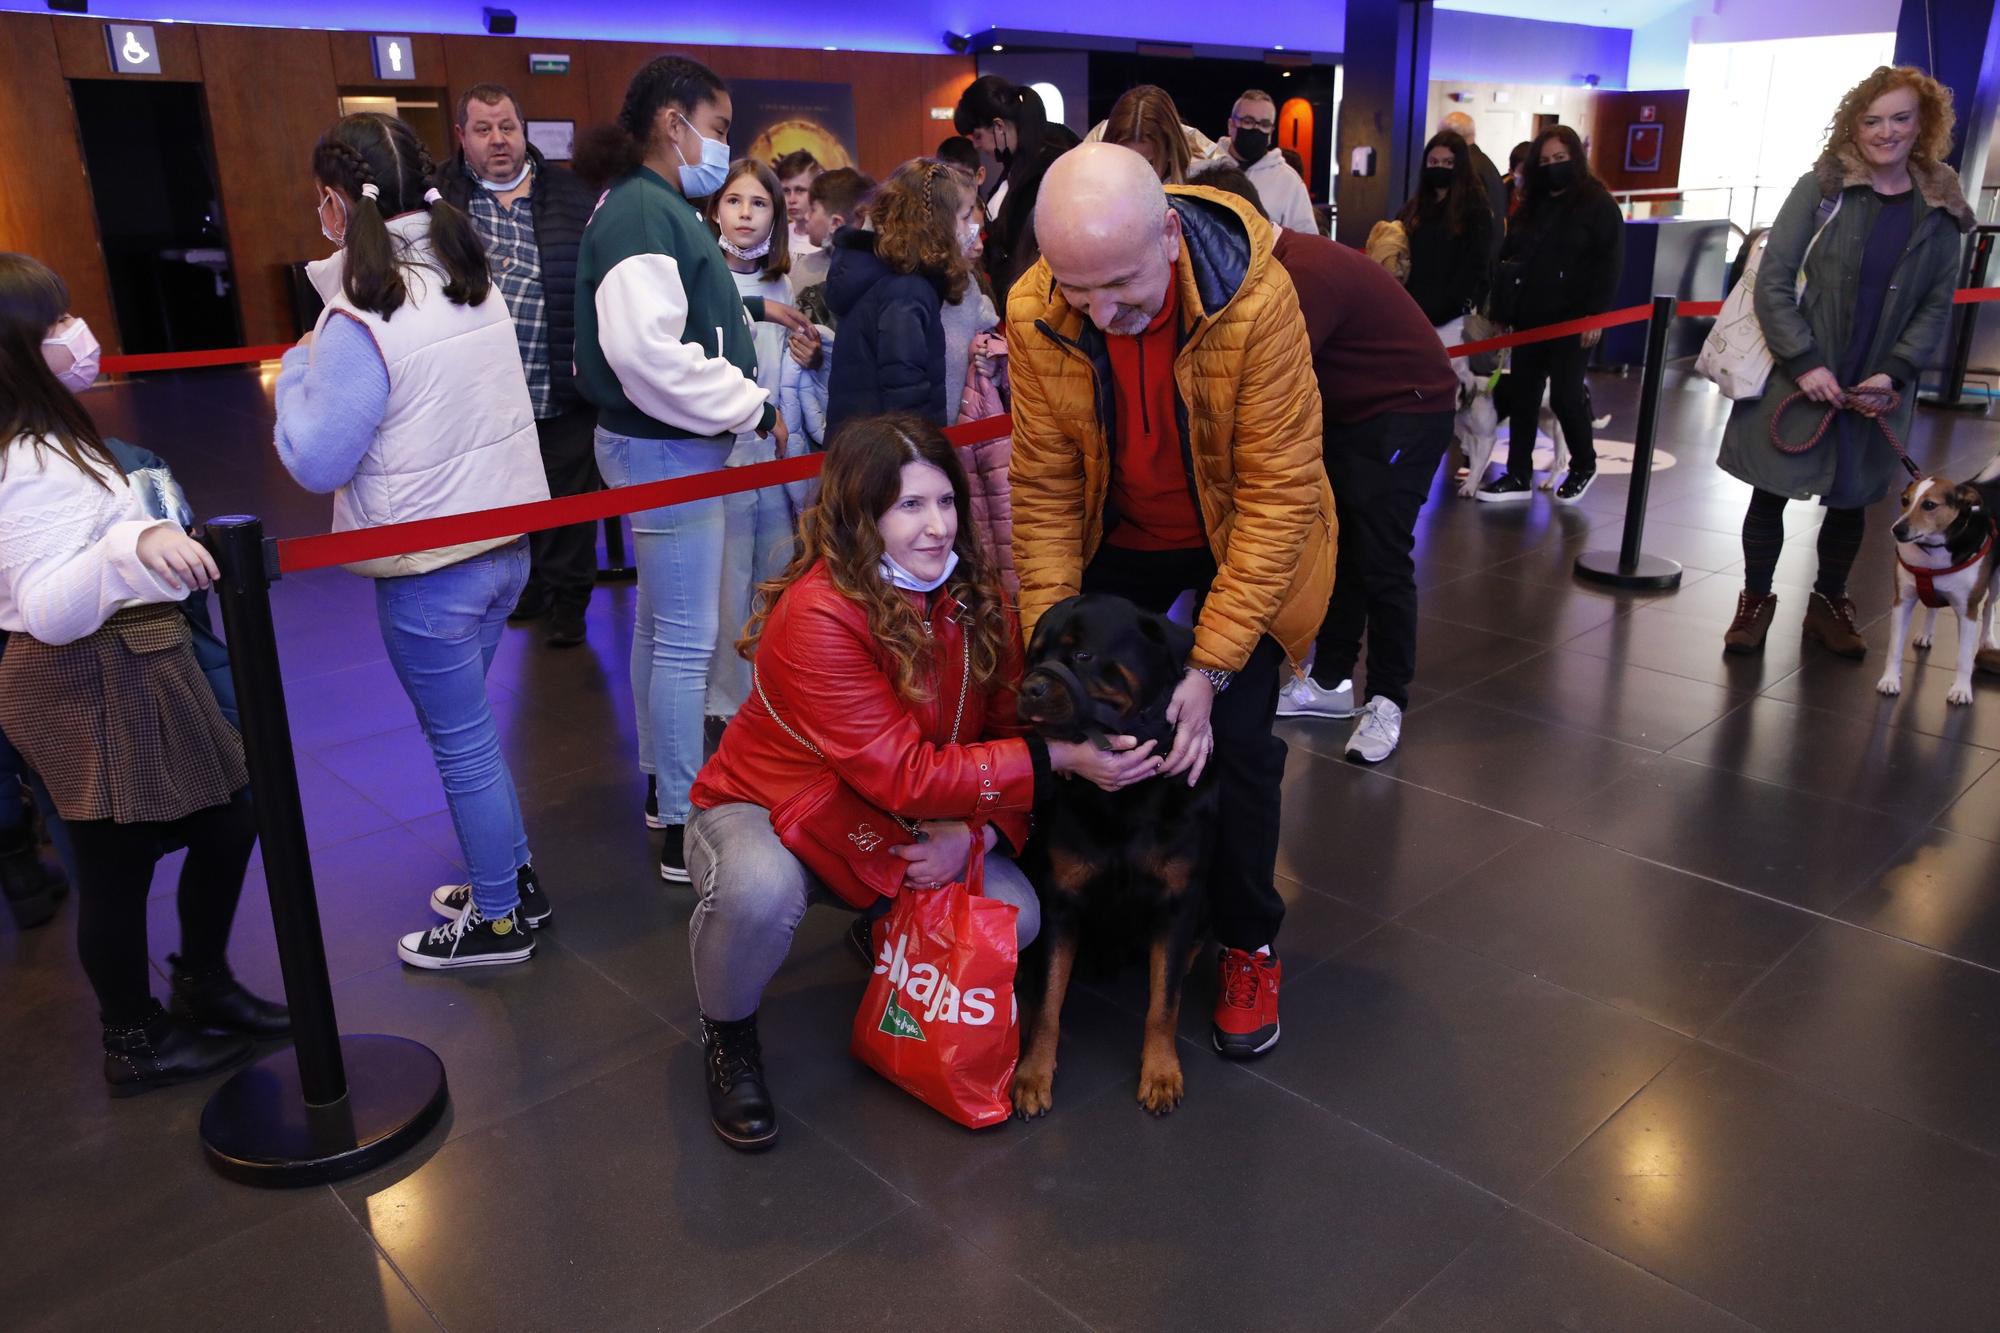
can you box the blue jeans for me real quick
[594,427,729,827]
[374,541,533,917]
[706,479,795,719]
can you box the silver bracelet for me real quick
[1196,666,1233,694]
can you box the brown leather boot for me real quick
[1723,590,1779,655]
[1977,646,2000,677]
[1803,591,1867,659]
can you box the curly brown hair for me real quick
[1824,65,1956,168]
[868,159,971,305]
[702,158,792,279]
[739,413,1012,702]
[1105,85,1192,184]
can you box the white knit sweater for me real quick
[0,440,182,645]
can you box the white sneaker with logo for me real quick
[1344,697,1404,764]
[1276,675,1357,720]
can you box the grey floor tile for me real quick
[1837,826,2000,970]
[1762,643,2000,748]
[1376,697,1655,825]
[1565,602,1809,692]
[1460,647,1750,752]
[1527,1045,2000,1333]
[1414,570,1630,646]
[1937,760,2000,842]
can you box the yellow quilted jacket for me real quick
[1004,185,1335,672]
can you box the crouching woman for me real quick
[686,412,1158,1150]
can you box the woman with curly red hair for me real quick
[683,413,1160,1149]
[1718,65,1974,657]
[824,158,970,428]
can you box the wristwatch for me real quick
[1195,666,1233,694]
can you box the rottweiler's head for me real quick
[1019,594,1193,747]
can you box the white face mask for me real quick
[479,160,532,192]
[718,232,772,262]
[318,190,348,247]
[43,318,101,393]
[880,550,959,593]
[958,218,982,256]
[672,112,732,198]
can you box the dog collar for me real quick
[1900,520,1995,609]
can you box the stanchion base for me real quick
[1917,393,1990,414]
[1574,549,1684,590]
[595,566,638,584]
[201,1034,449,1188]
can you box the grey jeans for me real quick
[687,801,1042,1022]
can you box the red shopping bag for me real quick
[850,845,1019,1128]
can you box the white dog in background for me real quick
[1448,311,1611,498]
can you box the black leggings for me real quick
[1741,489,1867,600]
[67,788,257,1026]
[1505,333,1596,479]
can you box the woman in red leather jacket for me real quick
[686,412,1159,1150]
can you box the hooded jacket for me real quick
[824,227,951,428]
[1005,185,1335,673]
[436,143,595,412]
[1718,147,1974,503]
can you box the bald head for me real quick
[1440,111,1477,143]
[1035,143,1182,335]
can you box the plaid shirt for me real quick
[466,167,554,417]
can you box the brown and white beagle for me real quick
[1877,458,2000,706]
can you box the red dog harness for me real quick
[1900,523,1996,609]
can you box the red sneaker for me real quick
[1212,947,1282,1058]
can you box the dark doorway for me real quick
[70,79,241,354]
[1086,54,1338,200]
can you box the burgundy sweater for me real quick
[1272,230,1458,425]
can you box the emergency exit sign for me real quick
[529,53,570,74]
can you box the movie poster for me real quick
[728,80,858,171]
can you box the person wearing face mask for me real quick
[1197,90,1318,235]
[1478,125,1624,505]
[1010,145,1334,1068]
[1716,66,1974,659]
[0,252,288,1092]
[684,413,1157,1149]
[573,54,812,883]
[437,83,602,648]
[1395,130,1495,339]
[823,158,968,430]
[952,75,1080,299]
[1506,141,1533,222]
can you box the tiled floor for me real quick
[6,364,2000,1332]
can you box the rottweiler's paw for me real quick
[1011,1067,1055,1119]
[1136,1063,1184,1116]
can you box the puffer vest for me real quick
[307,213,548,578]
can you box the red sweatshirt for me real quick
[1272,231,1458,424]
[1104,267,1204,551]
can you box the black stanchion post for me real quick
[1919,225,1995,413]
[1575,295,1684,591]
[598,514,636,584]
[198,516,450,1187]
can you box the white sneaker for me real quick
[1277,675,1358,719]
[1344,697,1403,763]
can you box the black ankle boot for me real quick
[0,824,65,930]
[169,954,291,1039]
[102,1003,254,1097]
[701,1014,778,1151]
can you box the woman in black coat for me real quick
[825,159,971,428]
[1478,125,1624,505]
[1396,129,1495,339]
[954,76,1080,301]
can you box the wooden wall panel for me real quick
[328,31,451,90]
[197,25,339,345]
[54,13,203,81]
[441,35,595,133]
[0,13,120,356]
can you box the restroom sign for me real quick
[105,24,161,75]
[371,35,416,80]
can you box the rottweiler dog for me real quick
[1013,593,1220,1117]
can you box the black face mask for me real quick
[1543,159,1577,192]
[1422,165,1454,192]
[1233,127,1271,165]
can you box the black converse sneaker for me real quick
[660,823,690,883]
[1553,469,1597,505]
[1476,474,1534,503]
[644,775,666,830]
[397,903,536,969]
[432,864,552,928]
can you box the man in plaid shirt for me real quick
[443,83,602,647]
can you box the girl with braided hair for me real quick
[273,112,559,970]
[823,157,970,429]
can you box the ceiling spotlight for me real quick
[483,7,516,34]
[992,43,1004,52]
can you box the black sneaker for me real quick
[847,914,877,968]
[644,775,666,830]
[1553,469,1597,505]
[545,603,587,648]
[660,823,690,883]
[507,586,549,623]
[397,904,536,969]
[432,864,552,928]
[1476,474,1533,503]
[702,1014,778,1151]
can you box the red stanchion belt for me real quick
[1769,385,1920,479]
[273,414,1016,576]
[100,343,297,374]
[1441,303,1652,359]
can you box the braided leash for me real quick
[1770,384,1921,479]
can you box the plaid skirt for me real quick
[0,603,247,824]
